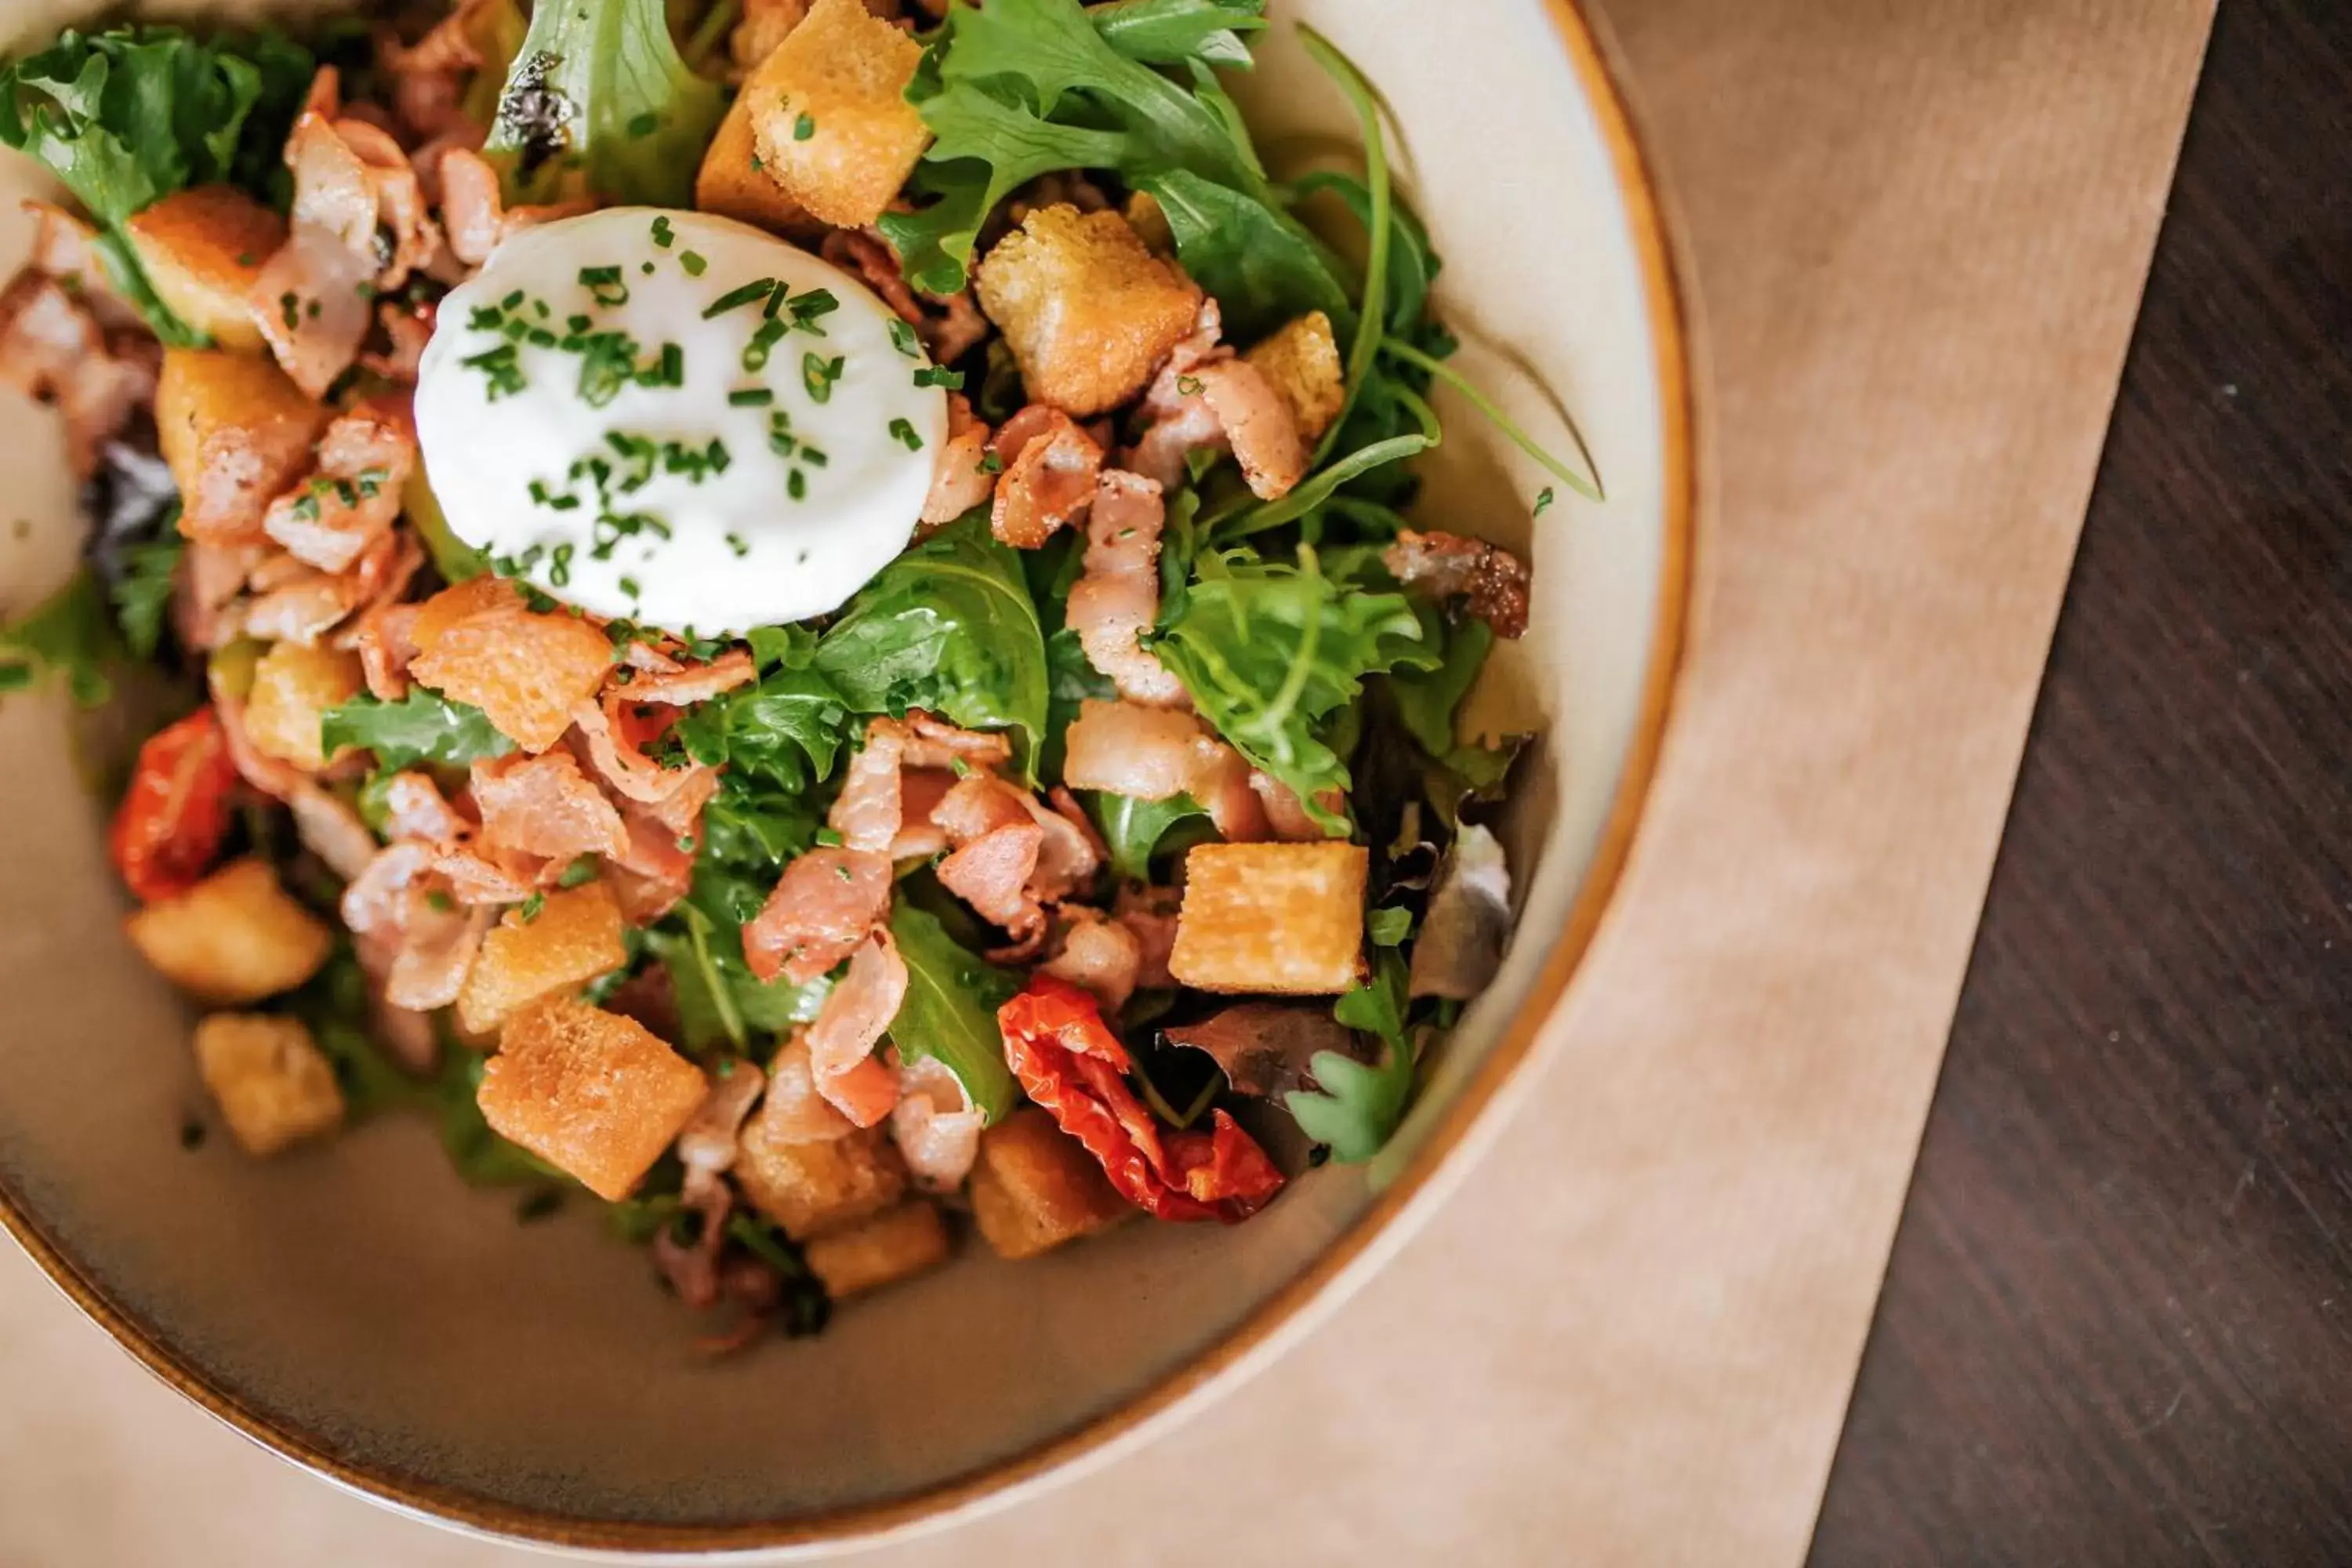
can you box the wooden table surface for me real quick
[1809,1,2352,1562]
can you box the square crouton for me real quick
[477,997,707,1201]
[803,1201,952,1299]
[735,1121,906,1240]
[241,640,365,771]
[975,205,1203,417]
[157,348,331,544]
[969,1107,1133,1261]
[124,187,287,354]
[407,577,614,752]
[1170,841,1369,995]
[193,1013,345,1156]
[126,858,334,1005]
[699,45,822,238]
[455,881,626,1038]
[1246,311,1347,444]
[747,0,928,228]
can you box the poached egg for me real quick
[413,207,946,635]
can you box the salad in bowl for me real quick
[0,0,1595,1352]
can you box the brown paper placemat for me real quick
[0,2,2214,1563]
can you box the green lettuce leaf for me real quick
[109,531,183,662]
[887,902,1018,1122]
[661,779,831,1053]
[674,625,853,794]
[1150,546,1436,830]
[0,571,118,706]
[320,691,515,770]
[1082,790,1210,882]
[1285,948,1413,1163]
[812,512,1049,783]
[0,24,315,342]
[1087,0,1267,70]
[485,0,726,208]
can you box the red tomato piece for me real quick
[108,706,239,903]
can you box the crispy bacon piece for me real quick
[1060,698,1271,842]
[378,0,508,142]
[342,840,437,938]
[922,394,996,527]
[614,648,757,707]
[742,847,894,985]
[360,297,437,382]
[387,898,491,1011]
[1250,771,1344,842]
[1126,299,1307,500]
[263,395,417,573]
[902,713,1014,771]
[288,785,379,881]
[0,271,158,479]
[377,770,466,844]
[999,975,1283,1223]
[1039,909,1143,1014]
[436,842,542,906]
[937,820,1047,936]
[890,1055,984,1191]
[677,1062,766,1179]
[571,695,719,809]
[339,598,423,700]
[989,405,1102,549]
[1381,528,1532,640]
[434,146,591,269]
[804,934,908,1127]
[471,750,629,862]
[930,771,1031,840]
[1065,468,1187,706]
[758,1034,858,1144]
[239,527,417,646]
[890,768,956,859]
[606,807,696,925]
[821,227,990,366]
[827,713,1012,852]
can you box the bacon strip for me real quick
[471,750,629,862]
[1382,528,1532,640]
[0,270,158,479]
[1125,300,1307,500]
[889,1055,984,1192]
[1065,469,1187,707]
[742,848,894,985]
[262,396,418,573]
[1060,698,1270,842]
[922,394,996,526]
[803,934,908,1127]
[989,405,1102,550]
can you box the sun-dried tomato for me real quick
[107,706,238,902]
[998,975,1283,1223]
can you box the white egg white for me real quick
[413,207,946,635]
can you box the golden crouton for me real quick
[803,1201,952,1298]
[454,881,626,1038]
[407,577,614,752]
[695,55,820,240]
[969,1107,1133,1261]
[735,1121,907,1240]
[974,205,1203,417]
[747,0,928,228]
[1246,311,1346,444]
[477,997,708,1201]
[241,640,364,771]
[157,348,332,544]
[126,858,335,1005]
[123,187,286,353]
[1170,841,1369,994]
[192,1013,345,1156]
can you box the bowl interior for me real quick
[0,0,1680,1545]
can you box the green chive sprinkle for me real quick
[705,278,778,319]
[913,365,964,390]
[550,543,574,586]
[788,469,807,500]
[629,111,659,138]
[888,417,924,451]
[680,250,707,277]
[1534,486,1556,515]
[729,387,774,406]
[793,113,816,140]
[743,318,788,372]
[789,289,838,333]
[650,215,674,248]
[619,575,641,599]
[517,892,545,922]
[502,289,525,310]
[725,532,750,557]
[580,266,628,306]
[887,318,921,358]
[803,352,844,403]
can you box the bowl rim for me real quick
[0,0,1704,1553]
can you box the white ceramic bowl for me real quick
[0,0,1694,1553]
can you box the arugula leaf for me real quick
[887,902,1019,1122]
[485,0,726,209]
[813,513,1049,784]
[320,691,515,770]
[0,25,315,343]
[1083,791,1210,882]
[1138,166,1354,343]
[660,781,832,1052]
[886,0,1324,302]
[109,532,182,662]
[1087,0,1267,70]
[0,571,118,706]
[1285,949,1413,1163]
[1150,546,1435,831]
[1388,609,1490,760]
[674,631,851,795]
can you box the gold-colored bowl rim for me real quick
[0,0,1703,1552]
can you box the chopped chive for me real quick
[913,365,964,390]
[706,278,781,319]
[787,468,807,500]
[762,282,788,320]
[568,313,593,332]
[887,318,921,358]
[517,891,545,923]
[724,532,750,557]
[550,543,574,586]
[650,215,674,248]
[619,575,641,598]
[979,451,1004,475]
[469,305,505,332]
[743,318,788,372]
[1534,486,1556,515]
[887,417,923,452]
[558,856,597,889]
[680,250,707,277]
[278,291,299,329]
[1176,374,1204,396]
[793,112,817,140]
[728,387,774,406]
[641,260,655,274]
[629,111,659,138]
[802,352,844,404]
[789,289,838,333]
[800,445,828,468]
[534,298,551,320]
[579,266,629,306]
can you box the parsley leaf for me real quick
[320,691,515,770]
[1151,546,1436,831]
[1286,949,1414,1163]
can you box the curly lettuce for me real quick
[485,0,726,208]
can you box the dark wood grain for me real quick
[1807,1,2352,1562]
